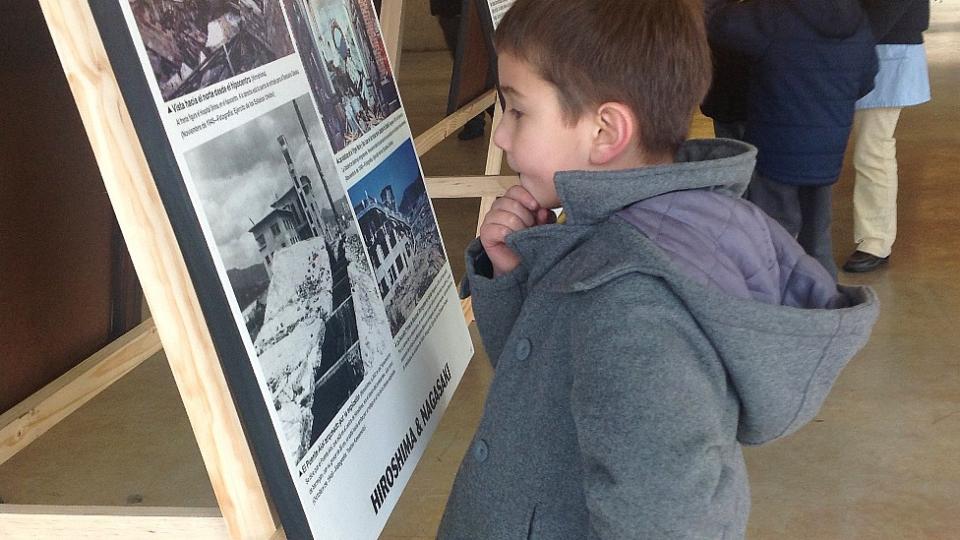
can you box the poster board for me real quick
[480,0,517,33]
[83,1,474,538]
[446,0,517,116]
[446,0,495,116]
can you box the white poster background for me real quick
[486,0,517,29]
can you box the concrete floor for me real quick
[1,2,958,538]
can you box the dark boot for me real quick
[842,250,889,273]
[458,114,485,140]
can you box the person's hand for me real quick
[479,185,556,277]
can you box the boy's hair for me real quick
[495,0,712,155]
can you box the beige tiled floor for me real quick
[2,2,958,539]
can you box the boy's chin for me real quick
[517,178,560,209]
[535,191,563,210]
[534,196,562,211]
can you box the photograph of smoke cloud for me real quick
[129,0,295,100]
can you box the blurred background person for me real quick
[700,45,749,141]
[705,0,878,277]
[843,0,931,273]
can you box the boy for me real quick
[439,1,878,538]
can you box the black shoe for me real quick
[457,115,485,140]
[842,250,889,273]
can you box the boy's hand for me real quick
[479,185,556,277]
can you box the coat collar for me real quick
[504,138,757,284]
[555,138,757,226]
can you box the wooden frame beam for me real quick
[477,102,505,234]
[424,174,517,198]
[380,0,405,73]
[414,90,497,157]
[0,320,161,467]
[461,298,475,324]
[0,505,228,539]
[36,2,278,538]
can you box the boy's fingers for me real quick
[481,212,530,241]
[536,208,557,225]
[488,199,536,228]
[479,222,516,247]
[503,185,541,212]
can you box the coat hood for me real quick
[546,223,878,446]
[788,0,866,39]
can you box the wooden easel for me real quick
[0,0,512,538]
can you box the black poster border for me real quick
[87,2,313,538]
[472,0,499,51]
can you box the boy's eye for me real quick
[509,108,524,119]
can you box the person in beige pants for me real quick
[844,0,931,273]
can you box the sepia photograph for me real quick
[129,0,295,100]
[348,139,447,336]
[184,94,391,462]
[282,0,401,152]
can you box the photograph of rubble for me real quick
[183,94,393,462]
[129,0,295,101]
[282,0,401,152]
[348,139,447,336]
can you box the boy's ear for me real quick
[587,102,639,166]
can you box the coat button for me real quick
[473,439,489,462]
[515,338,531,360]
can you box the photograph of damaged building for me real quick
[349,139,447,336]
[283,0,400,152]
[182,94,392,462]
[129,0,294,101]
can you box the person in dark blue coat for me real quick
[705,0,878,277]
[700,45,750,141]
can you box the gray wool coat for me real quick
[438,139,879,539]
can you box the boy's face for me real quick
[494,52,595,210]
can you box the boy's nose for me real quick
[492,120,509,152]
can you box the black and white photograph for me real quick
[184,94,393,463]
[484,0,517,28]
[129,0,295,101]
[282,0,401,152]
[348,139,447,336]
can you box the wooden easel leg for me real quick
[483,101,505,177]
[477,102,505,234]
[380,0,405,73]
[36,2,279,538]
[460,103,507,324]
[415,90,497,157]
